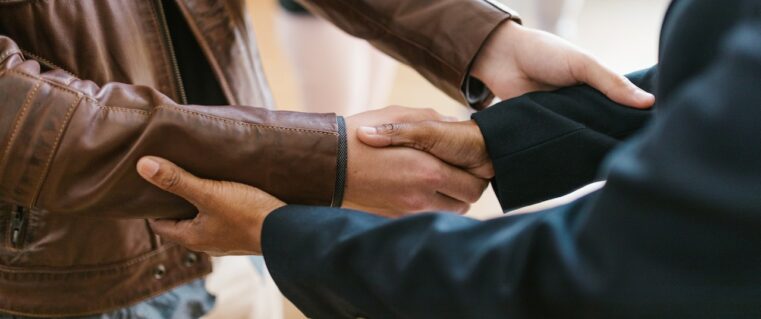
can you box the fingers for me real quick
[358,120,492,178]
[429,193,471,215]
[573,55,655,109]
[358,121,442,151]
[386,106,454,123]
[435,162,489,204]
[136,156,210,206]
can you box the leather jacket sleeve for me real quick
[0,36,343,219]
[300,0,520,109]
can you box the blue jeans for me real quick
[1,279,215,319]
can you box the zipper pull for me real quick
[10,206,26,247]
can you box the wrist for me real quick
[471,20,521,84]
[252,201,286,254]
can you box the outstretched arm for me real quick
[0,36,481,219]
[142,20,761,319]
[0,36,340,218]
[300,0,654,109]
[359,69,656,210]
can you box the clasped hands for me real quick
[137,21,655,255]
[136,108,492,256]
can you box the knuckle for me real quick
[412,142,432,152]
[160,169,182,191]
[197,181,223,204]
[378,123,399,135]
[387,105,406,114]
[402,194,428,212]
[420,167,444,186]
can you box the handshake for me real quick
[341,106,494,216]
[134,20,656,255]
[135,106,496,255]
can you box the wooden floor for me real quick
[207,0,670,318]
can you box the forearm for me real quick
[262,203,588,319]
[0,36,345,218]
[474,68,656,210]
[299,0,519,108]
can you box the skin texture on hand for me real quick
[471,20,655,108]
[136,156,284,256]
[343,106,489,216]
[358,120,494,180]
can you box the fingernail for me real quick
[137,158,160,178]
[360,126,378,135]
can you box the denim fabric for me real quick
[1,279,215,319]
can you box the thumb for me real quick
[574,55,655,109]
[357,122,442,152]
[137,156,210,206]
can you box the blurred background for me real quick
[206,0,671,318]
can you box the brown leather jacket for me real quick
[0,0,516,316]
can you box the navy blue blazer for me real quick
[262,0,761,317]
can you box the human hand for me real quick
[357,120,493,180]
[136,156,284,256]
[471,21,655,108]
[343,106,489,216]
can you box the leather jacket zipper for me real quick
[154,0,189,104]
[9,206,27,248]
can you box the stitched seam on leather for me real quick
[31,95,83,208]
[156,104,337,135]
[333,0,461,76]
[0,244,210,317]
[0,80,42,185]
[6,69,82,97]
[5,70,338,136]
[19,49,77,78]
[97,105,151,116]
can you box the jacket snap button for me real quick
[184,252,198,267]
[154,264,167,280]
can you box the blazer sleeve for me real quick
[261,22,761,319]
[473,68,655,210]
[0,36,344,219]
[299,0,520,109]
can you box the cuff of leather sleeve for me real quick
[331,116,347,207]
